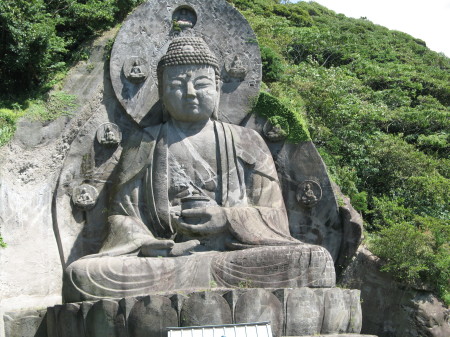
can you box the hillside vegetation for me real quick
[0,0,449,303]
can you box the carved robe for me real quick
[63,121,335,301]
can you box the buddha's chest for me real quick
[167,127,218,201]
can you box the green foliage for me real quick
[369,213,449,303]
[0,0,145,94]
[0,236,6,248]
[25,91,77,122]
[260,45,284,82]
[0,91,76,146]
[0,108,22,147]
[253,92,310,143]
[0,0,67,92]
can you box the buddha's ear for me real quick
[212,79,221,120]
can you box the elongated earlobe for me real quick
[212,81,221,120]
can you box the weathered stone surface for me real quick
[0,27,119,317]
[340,246,450,337]
[46,288,363,337]
[85,300,125,337]
[276,142,363,267]
[56,303,84,337]
[343,289,363,333]
[321,288,349,334]
[180,292,232,327]
[285,288,322,336]
[3,310,47,337]
[234,289,284,337]
[128,296,177,337]
[243,113,363,270]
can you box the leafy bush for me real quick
[0,108,21,147]
[252,92,310,143]
[369,216,449,300]
[260,45,285,82]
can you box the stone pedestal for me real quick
[46,288,369,337]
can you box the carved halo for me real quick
[110,0,262,126]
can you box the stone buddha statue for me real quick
[63,37,335,302]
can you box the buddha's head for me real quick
[157,37,220,122]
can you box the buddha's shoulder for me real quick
[221,122,268,149]
[116,125,161,177]
[222,122,277,178]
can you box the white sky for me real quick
[291,0,450,57]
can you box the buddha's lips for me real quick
[185,103,198,109]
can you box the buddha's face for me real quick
[162,65,218,123]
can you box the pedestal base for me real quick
[47,288,367,337]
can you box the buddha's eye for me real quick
[169,80,183,89]
[194,80,213,89]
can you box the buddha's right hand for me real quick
[140,238,175,257]
[140,238,200,257]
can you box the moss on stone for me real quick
[252,91,310,143]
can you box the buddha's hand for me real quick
[172,206,228,236]
[140,238,175,257]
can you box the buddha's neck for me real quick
[170,118,213,136]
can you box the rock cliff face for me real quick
[339,246,450,337]
[0,27,120,337]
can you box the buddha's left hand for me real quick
[172,206,228,236]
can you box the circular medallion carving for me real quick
[172,6,197,30]
[96,123,121,145]
[296,180,322,207]
[72,184,99,210]
[224,53,249,80]
[123,57,148,84]
[110,0,262,126]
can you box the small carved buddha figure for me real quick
[63,37,335,302]
[129,60,145,78]
[230,55,244,72]
[76,188,93,205]
[102,126,117,143]
[302,183,318,205]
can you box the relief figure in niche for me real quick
[63,37,336,302]
[103,126,117,143]
[76,188,93,205]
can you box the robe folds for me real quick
[63,121,335,302]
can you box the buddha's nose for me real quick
[186,81,196,98]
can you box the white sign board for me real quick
[168,322,272,337]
